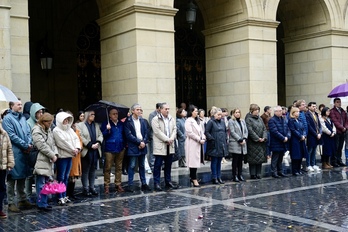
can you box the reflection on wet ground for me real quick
[1,161,348,232]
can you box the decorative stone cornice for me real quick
[10,14,29,19]
[283,29,348,43]
[0,4,11,10]
[97,4,178,26]
[203,19,279,36]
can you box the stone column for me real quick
[97,3,177,115]
[0,0,12,108]
[204,19,279,114]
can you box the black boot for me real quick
[212,179,219,184]
[67,181,77,200]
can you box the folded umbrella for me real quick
[84,100,129,123]
[0,85,19,102]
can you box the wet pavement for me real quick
[1,159,348,232]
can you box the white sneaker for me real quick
[313,165,321,171]
[64,196,71,203]
[146,169,152,174]
[307,166,314,172]
[110,173,115,177]
[58,198,66,206]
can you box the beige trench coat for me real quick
[185,117,205,168]
[152,114,177,156]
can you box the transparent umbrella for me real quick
[0,85,18,102]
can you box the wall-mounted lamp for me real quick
[186,0,197,30]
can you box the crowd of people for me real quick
[0,97,347,219]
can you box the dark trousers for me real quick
[189,168,197,180]
[271,151,284,175]
[232,153,243,176]
[0,170,6,211]
[291,159,302,174]
[81,155,97,191]
[333,133,345,164]
[153,154,173,185]
[249,163,262,176]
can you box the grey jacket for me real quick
[228,118,248,155]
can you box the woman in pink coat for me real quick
[185,105,206,187]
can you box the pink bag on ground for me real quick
[40,181,66,195]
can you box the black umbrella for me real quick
[84,100,129,123]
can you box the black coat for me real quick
[205,118,228,157]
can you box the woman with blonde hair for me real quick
[245,104,267,179]
[32,113,58,211]
[228,108,248,182]
[205,107,228,184]
[288,107,308,176]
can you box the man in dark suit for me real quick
[124,103,151,192]
[306,102,322,171]
[329,98,348,167]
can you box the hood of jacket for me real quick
[23,101,33,120]
[55,112,74,131]
[29,103,45,123]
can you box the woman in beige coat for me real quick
[32,113,58,211]
[185,105,206,187]
[0,123,14,218]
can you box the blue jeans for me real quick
[36,175,50,208]
[210,157,222,179]
[307,146,317,167]
[153,154,173,185]
[128,155,146,186]
[56,157,72,199]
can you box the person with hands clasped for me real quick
[124,104,151,192]
[53,112,81,205]
[0,122,14,218]
[288,107,309,176]
[2,100,34,212]
[185,105,205,187]
[320,107,336,169]
[228,108,248,182]
[32,113,58,211]
[77,111,103,196]
[269,106,290,178]
[152,103,177,191]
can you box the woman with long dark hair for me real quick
[185,105,206,187]
[320,107,336,169]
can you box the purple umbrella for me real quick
[328,82,348,98]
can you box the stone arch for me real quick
[276,0,341,106]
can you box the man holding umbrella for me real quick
[100,108,126,194]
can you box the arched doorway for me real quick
[174,0,206,110]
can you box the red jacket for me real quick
[329,107,348,134]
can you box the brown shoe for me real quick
[8,204,21,213]
[18,200,34,210]
[116,185,125,193]
[322,162,331,169]
[104,185,109,194]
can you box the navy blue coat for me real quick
[268,116,290,152]
[205,118,228,158]
[100,120,126,153]
[288,118,308,160]
[306,111,323,148]
[124,116,148,156]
